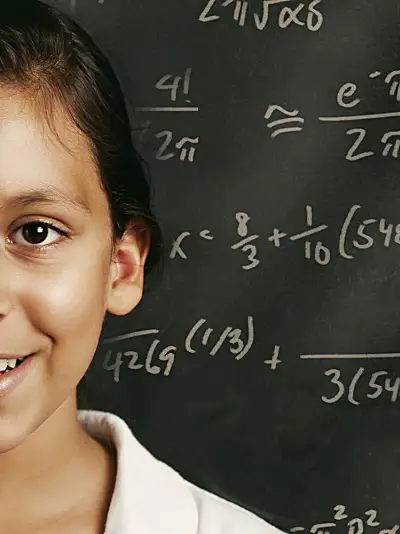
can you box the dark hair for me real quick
[0,2,163,406]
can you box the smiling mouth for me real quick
[0,356,29,375]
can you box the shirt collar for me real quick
[78,409,199,534]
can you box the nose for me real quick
[0,290,12,317]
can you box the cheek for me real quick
[26,257,109,375]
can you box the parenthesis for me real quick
[185,318,206,353]
[236,316,254,360]
[339,204,361,260]
[348,367,364,406]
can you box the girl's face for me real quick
[0,89,147,451]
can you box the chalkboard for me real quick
[49,1,400,532]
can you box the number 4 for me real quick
[385,376,400,402]
[155,68,192,102]
[155,74,182,102]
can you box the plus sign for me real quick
[268,228,287,247]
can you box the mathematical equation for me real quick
[290,504,399,534]
[136,68,200,163]
[199,0,324,33]
[101,316,282,383]
[137,66,400,165]
[100,320,400,406]
[170,204,400,270]
[266,69,400,161]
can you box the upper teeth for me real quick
[0,357,25,371]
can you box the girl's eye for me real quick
[9,221,69,249]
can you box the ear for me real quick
[106,222,150,316]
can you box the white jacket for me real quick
[78,410,285,534]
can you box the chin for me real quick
[0,424,31,454]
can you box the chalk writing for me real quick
[231,212,260,270]
[136,68,196,112]
[101,328,400,403]
[301,353,400,405]
[170,205,400,269]
[134,69,199,162]
[269,205,331,265]
[101,329,177,382]
[199,0,324,32]
[266,68,400,161]
[291,504,399,533]
[185,316,255,360]
[264,104,305,137]
[155,68,193,103]
[170,229,214,260]
[155,131,200,162]
[135,124,200,163]
[100,319,282,379]
[345,128,400,161]
[322,368,400,406]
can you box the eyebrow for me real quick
[1,186,91,215]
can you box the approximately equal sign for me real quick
[264,104,304,138]
[301,353,400,360]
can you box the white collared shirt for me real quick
[78,410,285,534]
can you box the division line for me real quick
[231,235,259,250]
[319,111,400,122]
[290,224,328,241]
[301,353,400,359]
[135,107,199,112]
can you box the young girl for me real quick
[0,2,285,532]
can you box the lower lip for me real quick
[0,354,36,399]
